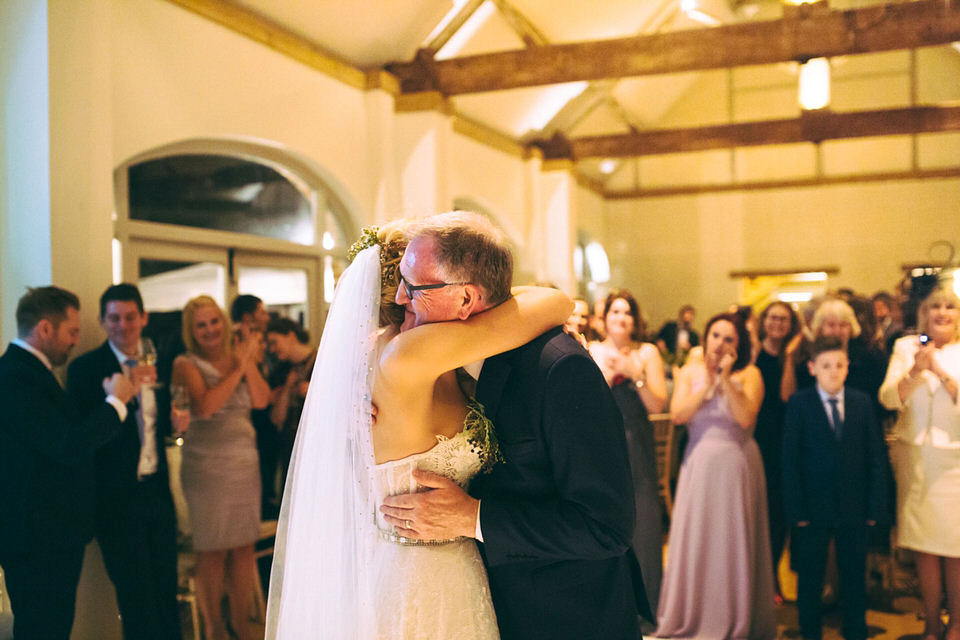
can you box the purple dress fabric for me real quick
[656,391,776,639]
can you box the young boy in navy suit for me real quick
[783,335,888,640]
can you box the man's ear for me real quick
[31,318,54,347]
[807,359,817,377]
[37,318,54,339]
[455,284,486,320]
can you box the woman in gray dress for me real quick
[173,295,270,640]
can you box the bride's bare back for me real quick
[369,288,573,465]
[372,333,468,464]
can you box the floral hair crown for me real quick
[348,226,380,262]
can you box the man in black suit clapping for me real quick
[0,286,134,640]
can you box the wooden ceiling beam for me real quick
[422,0,488,57]
[545,105,960,159]
[387,0,960,95]
[604,166,960,199]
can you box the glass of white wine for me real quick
[140,337,157,366]
[139,337,160,388]
[169,383,190,446]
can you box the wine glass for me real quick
[140,337,157,367]
[168,383,190,446]
[139,338,160,388]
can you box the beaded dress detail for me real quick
[372,398,501,639]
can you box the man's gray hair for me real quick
[409,211,514,306]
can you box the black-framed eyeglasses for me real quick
[398,274,469,298]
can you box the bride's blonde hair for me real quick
[377,220,408,328]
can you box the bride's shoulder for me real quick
[377,325,436,386]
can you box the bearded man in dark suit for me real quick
[0,286,134,640]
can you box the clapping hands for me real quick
[103,372,136,405]
[233,330,262,368]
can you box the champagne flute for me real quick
[140,337,157,366]
[139,337,159,388]
[169,383,190,446]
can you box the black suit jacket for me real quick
[782,385,888,528]
[471,327,649,640]
[66,340,172,527]
[0,343,122,554]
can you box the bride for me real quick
[265,219,571,639]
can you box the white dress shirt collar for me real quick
[816,385,845,425]
[462,359,484,381]
[12,338,53,371]
[107,339,140,365]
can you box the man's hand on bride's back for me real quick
[379,469,479,541]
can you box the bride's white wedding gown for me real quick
[266,246,500,639]
[373,398,500,640]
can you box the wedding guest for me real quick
[589,298,607,341]
[873,291,904,354]
[657,311,775,639]
[266,318,317,493]
[782,298,886,410]
[656,304,699,372]
[588,289,666,621]
[66,283,181,639]
[0,286,134,640]
[784,335,888,640]
[173,295,270,640]
[230,294,269,336]
[231,294,277,517]
[880,287,960,640]
[565,298,590,339]
[754,300,800,604]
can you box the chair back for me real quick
[650,413,674,516]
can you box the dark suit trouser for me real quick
[98,476,182,640]
[795,524,868,640]
[1,546,85,640]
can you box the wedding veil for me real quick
[265,245,381,639]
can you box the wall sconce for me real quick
[798,57,830,111]
[599,159,617,175]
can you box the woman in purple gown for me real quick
[657,312,776,639]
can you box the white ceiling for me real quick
[224,0,956,186]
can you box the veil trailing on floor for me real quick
[265,245,381,639]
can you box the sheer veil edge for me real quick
[265,245,381,639]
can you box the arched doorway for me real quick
[114,138,362,338]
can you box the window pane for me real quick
[237,265,309,328]
[138,259,226,312]
[128,154,314,245]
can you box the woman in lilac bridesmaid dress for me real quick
[656,312,776,640]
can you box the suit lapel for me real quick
[97,341,123,378]
[810,390,841,443]
[10,343,62,395]
[476,352,513,419]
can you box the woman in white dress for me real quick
[880,287,960,640]
[266,217,571,639]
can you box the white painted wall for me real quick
[607,177,960,332]
[1,0,52,347]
